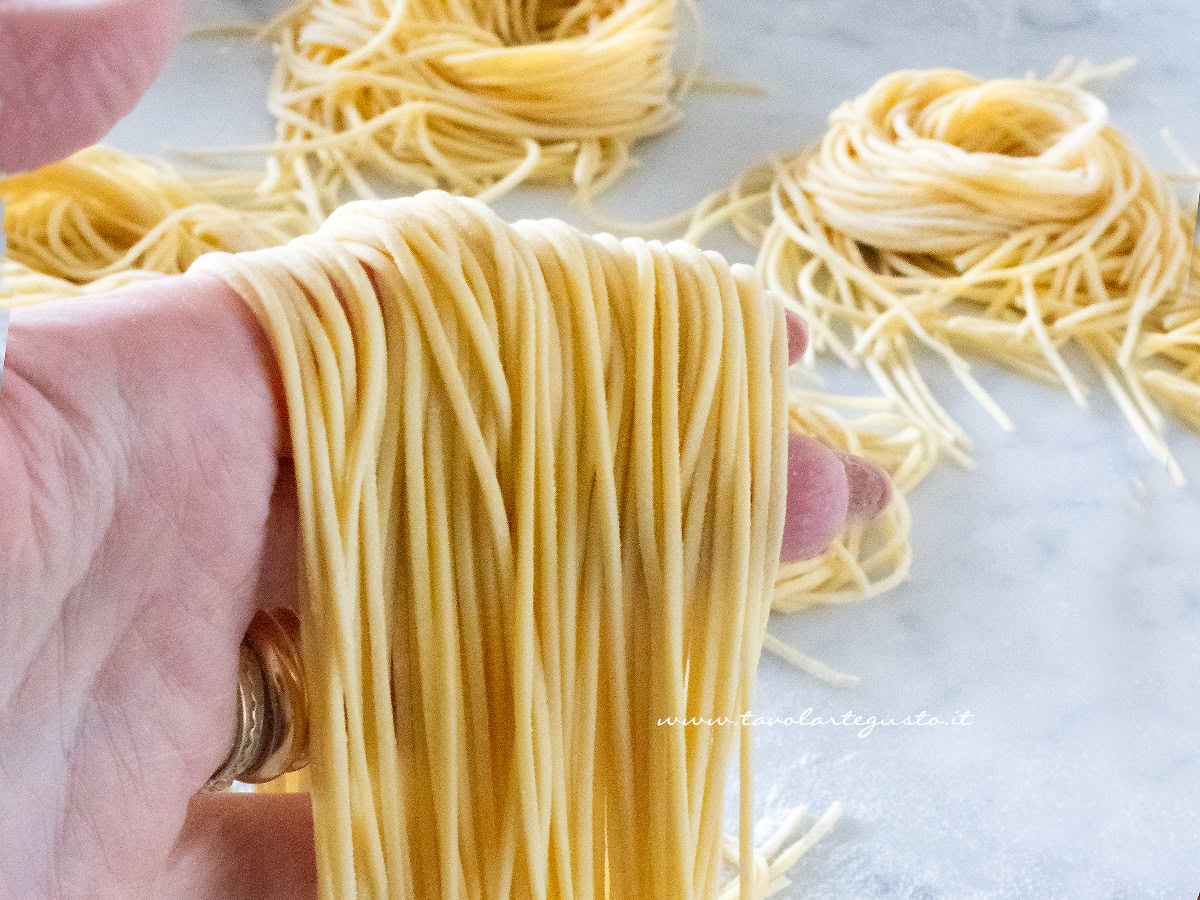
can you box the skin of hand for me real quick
[0,0,184,172]
[0,275,889,900]
[0,277,317,900]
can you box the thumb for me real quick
[0,0,183,172]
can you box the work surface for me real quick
[111,0,1200,895]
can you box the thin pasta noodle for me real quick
[1135,218,1200,435]
[183,0,691,217]
[188,189,824,899]
[689,62,1197,482]
[1,257,166,307]
[0,145,317,284]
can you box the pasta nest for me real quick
[742,67,1193,478]
[260,0,684,210]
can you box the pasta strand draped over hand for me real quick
[190,190,806,900]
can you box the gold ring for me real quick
[204,608,309,791]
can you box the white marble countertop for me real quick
[109,0,1200,895]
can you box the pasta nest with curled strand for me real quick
[0,145,316,286]
[694,64,1196,481]
[249,0,685,214]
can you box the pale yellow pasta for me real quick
[1,145,316,285]
[188,0,688,217]
[689,62,1197,483]
[188,189,833,900]
[1,257,166,307]
[1137,229,1200,433]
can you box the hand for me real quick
[0,276,315,899]
[0,276,888,899]
[0,0,183,172]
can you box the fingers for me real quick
[780,433,891,563]
[157,793,317,900]
[785,309,807,365]
[780,308,891,562]
[0,0,184,172]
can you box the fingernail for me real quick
[837,452,892,524]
